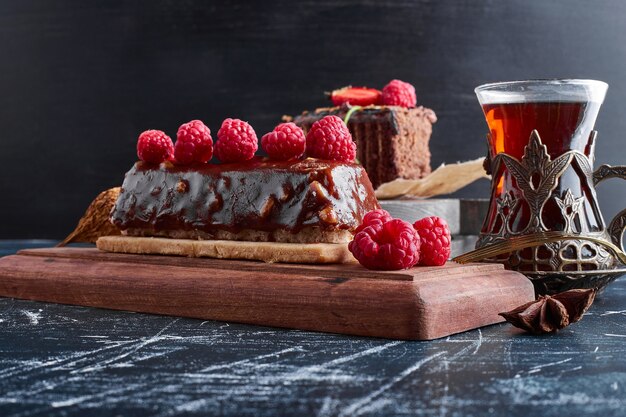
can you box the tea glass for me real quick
[474,79,626,294]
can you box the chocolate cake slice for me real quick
[110,158,379,244]
[294,105,437,188]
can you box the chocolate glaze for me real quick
[111,157,379,237]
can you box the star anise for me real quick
[499,288,596,334]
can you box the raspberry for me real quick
[413,216,451,266]
[261,122,306,161]
[305,115,356,162]
[136,130,174,164]
[381,79,417,107]
[174,120,213,164]
[215,118,258,163]
[354,209,393,235]
[330,86,382,106]
[349,218,421,270]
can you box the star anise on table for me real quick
[499,289,596,334]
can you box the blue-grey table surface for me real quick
[0,240,625,417]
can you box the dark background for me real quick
[2,0,626,239]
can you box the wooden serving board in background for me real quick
[0,248,534,340]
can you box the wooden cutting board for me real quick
[0,248,534,340]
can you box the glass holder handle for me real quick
[593,164,626,252]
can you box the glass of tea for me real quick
[477,79,608,235]
[473,79,626,294]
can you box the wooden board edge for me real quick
[0,254,425,340]
[416,270,536,340]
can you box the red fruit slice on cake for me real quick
[329,86,382,107]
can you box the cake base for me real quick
[0,247,535,340]
[97,236,354,264]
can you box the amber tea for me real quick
[481,100,604,233]
[482,101,601,160]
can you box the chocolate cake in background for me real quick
[293,105,437,188]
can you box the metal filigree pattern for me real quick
[492,130,574,232]
[593,164,626,185]
[554,190,585,234]
[608,208,626,251]
[494,192,519,235]
[476,130,626,294]
[593,164,626,252]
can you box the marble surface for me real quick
[0,241,625,417]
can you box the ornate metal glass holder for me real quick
[456,130,626,295]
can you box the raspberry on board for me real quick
[413,216,451,266]
[215,118,258,163]
[137,130,174,164]
[174,120,213,164]
[354,209,393,235]
[305,115,356,162]
[261,122,306,161]
[349,218,421,270]
[381,79,417,108]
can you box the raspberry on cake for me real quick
[305,115,356,162]
[137,130,174,164]
[174,120,213,164]
[381,79,417,107]
[215,118,258,163]
[261,122,305,161]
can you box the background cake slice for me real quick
[293,105,437,188]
